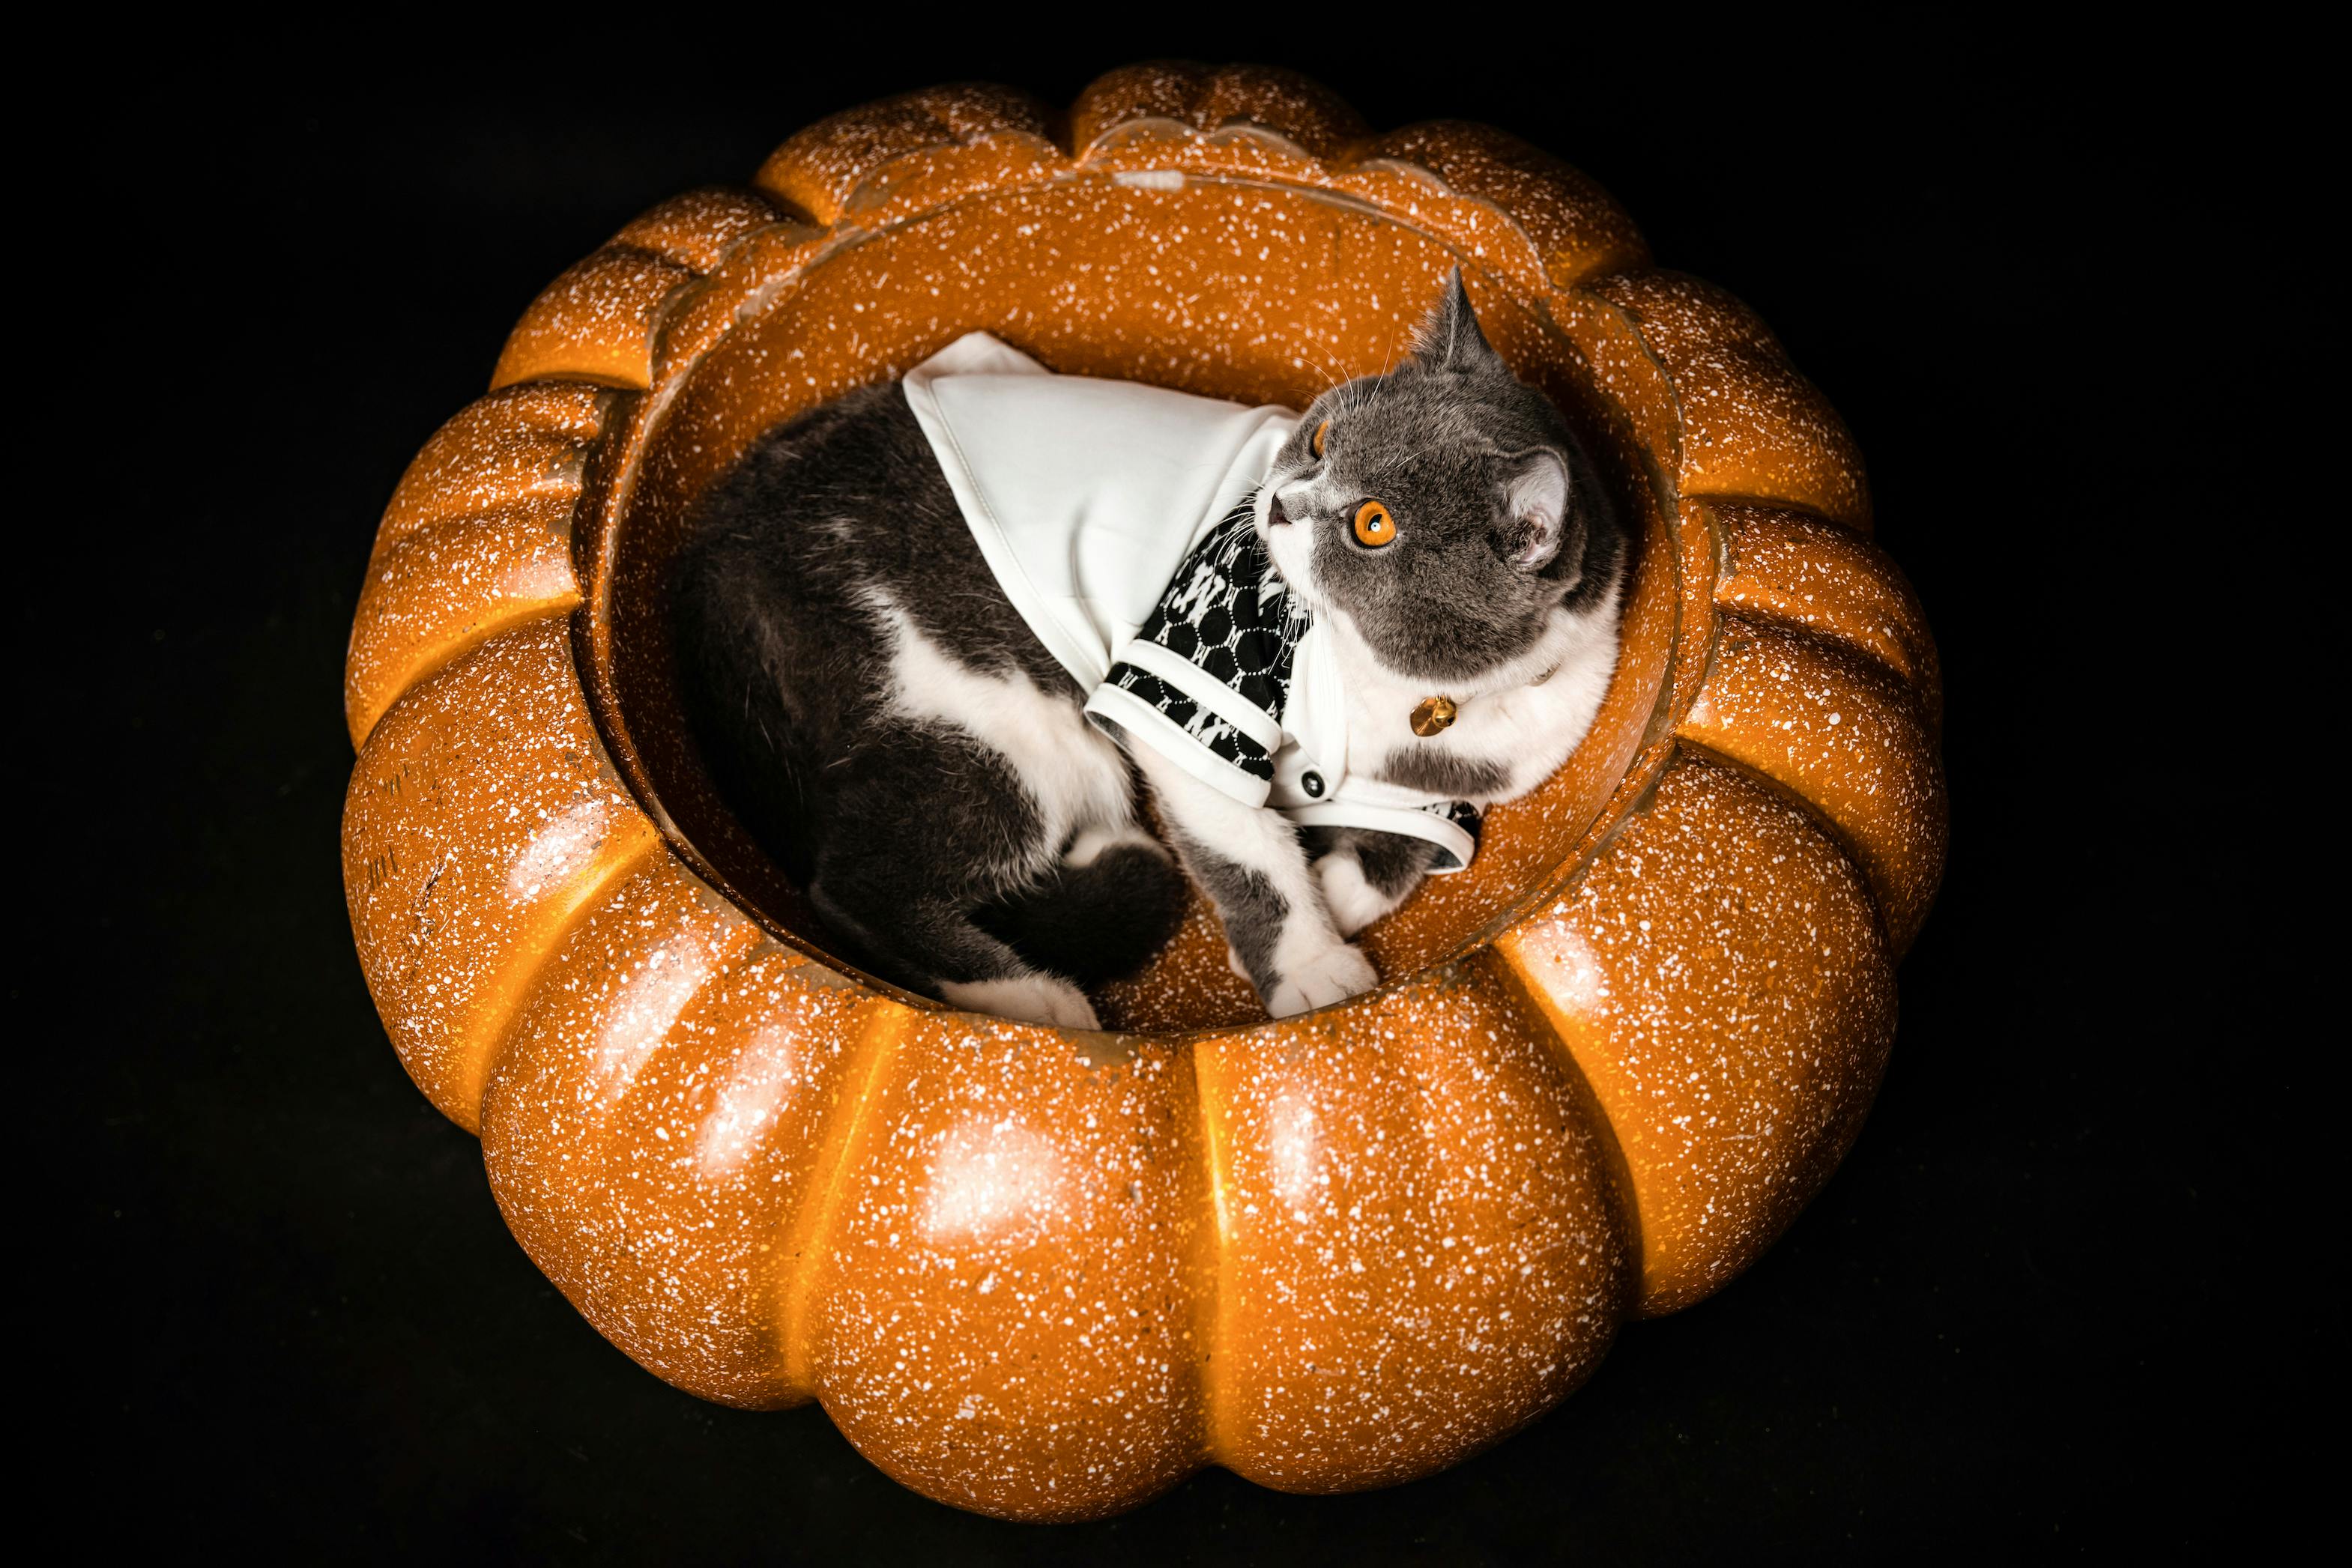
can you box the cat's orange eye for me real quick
[1352,500,1396,548]
[1310,418,1330,458]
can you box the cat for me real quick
[671,272,1625,1029]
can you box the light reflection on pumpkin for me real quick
[922,1119,1071,1247]
[590,937,716,1103]
[504,795,608,903]
[695,1019,802,1177]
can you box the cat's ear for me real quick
[1499,449,1570,572]
[1410,268,1505,375]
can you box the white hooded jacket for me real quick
[901,331,1480,872]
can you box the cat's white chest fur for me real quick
[1335,606,1621,803]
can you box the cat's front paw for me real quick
[1262,942,1379,1019]
[940,974,1101,1031]
[1314,851,1393,939]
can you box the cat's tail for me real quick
[975,841,1188,989]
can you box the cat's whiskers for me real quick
[1296,344,1350,405]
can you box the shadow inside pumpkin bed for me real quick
[590,190,1661,1034]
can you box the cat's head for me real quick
[1258,271,1622,689]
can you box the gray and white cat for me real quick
[672,274,1624,1027]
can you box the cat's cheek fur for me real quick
[1259,509,1327,614]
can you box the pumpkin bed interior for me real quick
[593,177,1672,1033]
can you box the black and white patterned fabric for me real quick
[1089,498,1302,784]
[1424,801,1484,871]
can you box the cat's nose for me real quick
[1267,496,1291,527]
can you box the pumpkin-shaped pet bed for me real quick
[342,64,1945,1522]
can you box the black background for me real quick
[48,22,2308,1562]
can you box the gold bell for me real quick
[1409,694,1458,737]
